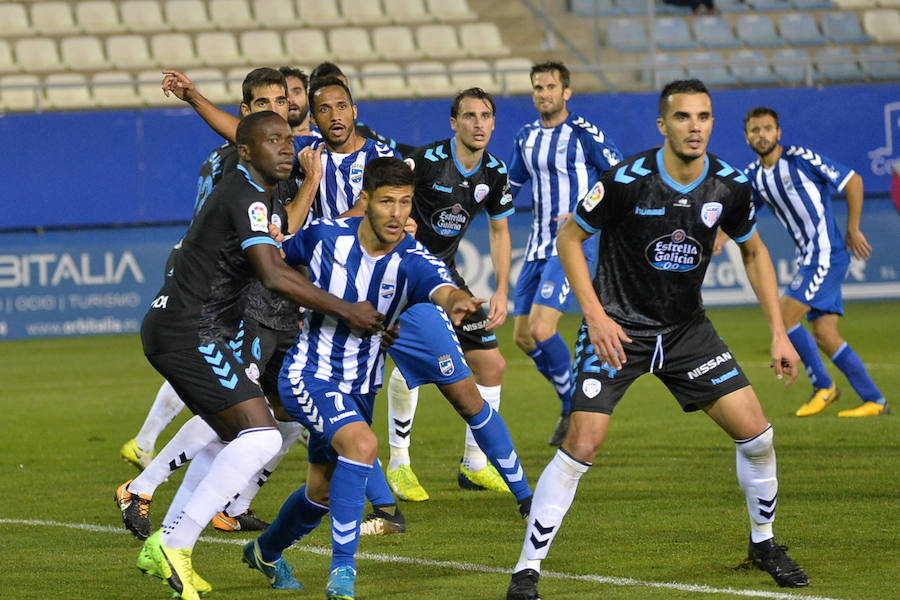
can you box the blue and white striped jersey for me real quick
[745,145,854,267]
[280,217,456,394]
[508,113,622,261]
[294,135,401,219]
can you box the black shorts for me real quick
[570,314,751,414]
[146,341,264,417]
[449,269,499,352]
[241,317,297,398]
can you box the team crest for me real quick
[790,274,804,291]
[580,181,604,212]
[350,164,364,184]
[244,362,260,384]
[581,378,601,398]
[700,202,723,228]
[438,354,455,376]
[404,157,415,171]
[474,183,490,203]
[540,281,555,299]
[380,281,396,298]
[271,213,282,231]
[248,202,269,233]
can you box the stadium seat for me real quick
[297,0,347,26]
[791,0,832,8]
[340,0,391,25]
[185,68,233,102]
[686,51,736,86]
[615,0,648,16]
[252,0,302,28]
[106,34,156,69]
[569,0,620,17]
[715,0,751,12]
[459,23,511,57]
[737,15,783,47]
[607,18,648,52]
[655,17,699,50]
[165,0,215,32]
[863,8,900,42]
[416,24,467,59]
[360,62,407,99]
[120,1,169,33]
[426,0,477,21]
[196,32,244,68]
[337,63,361,89]
[61,36,110,71]
[384,0,434,23]
[151,32,202,68]
[44,73,94,110]
[831,0,876,6]
[30,2,82,35]
[1,74,41,112]
[859,45,900,78]
[406,60,456,97]
[328,27,375,62]
[879,0,900,6]
[778,14,826,46]
[373,26,422,60]
[821,12,871,43]
[284,29,333,64]
[208,0,258,30]
[0,41,19,75]
[693,16,741,48]
[75,1,123,34]
[730,49,779,84]
[14,38,64,72]
[450,58,499,93]
[137,69,185,106]
[747,0,792,9]
[772,47,813,83]
[815,47,863,81]
[494,57,534,95]
[239,30,287,65]
[0,3,34,38]
[92,71,141,107]
[643,52,687,86]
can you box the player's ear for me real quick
[239,103,251,118]
[563,87,572,102]
[656,116,666,137]
[237,143,251,161]
[352,103,358,121]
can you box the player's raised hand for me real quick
[586,312,631,370]
[343,301,385,335]
[846,228,872,260]
[161,69,195,101]
[297,146,322,181]
[770,335,799,387]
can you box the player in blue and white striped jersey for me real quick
[508,61,623,446]
[736,107,886,418]
[244,158,520,598]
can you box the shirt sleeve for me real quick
[573,173,618,234]
[585,129,623,174]
[485,160,515,220]
[404,246,457,304]
[719,183,757,243]
[508,130,529,196]
[796,148,856,192]
[281,224,312,267]
[228,186,280,252]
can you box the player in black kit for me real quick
[136,112,383,600]
[506,80,809,600]
[384,88,516,501]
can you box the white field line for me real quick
[0,518,845,600]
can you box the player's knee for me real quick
[736,425,774,458]
[513,328,534,352]
[529,318,556,343]
[472,352,506,383]
[348,429,378,464]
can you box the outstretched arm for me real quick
[843,173,871,260]
[285,146,322,233]
[485,216,511,330]
[162,69,241,143]
[737,230,799,386]
[430,285,487,327]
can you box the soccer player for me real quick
[279,65,311,136]
[136,111,383,600]
[385,88,514,501]
[506,80,809,600]
[509,61,622,446]
[241,157,487,599]
[732,107,887,418]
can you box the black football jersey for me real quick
[142,166,287,354]
[405,138,513,268]
[573,148,756,336]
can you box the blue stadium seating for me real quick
[607,18,649,51]
[655,17,699,50]
[643,52,687,84]
[693,15,742,48]
[791,0,832,8]
[859,45,900,79]
[615,0,649,16]
[715,0,751,12]
[747,0,792,10]
[821,12,871,44]
[778,13,827,46]
[772,47,814,83]
[815,47,864,81]
[730,49,780,84]
[569,0,620,17]
[686,51,737,86]
[737,15,783,47]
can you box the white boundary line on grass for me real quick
[1,518,844,600]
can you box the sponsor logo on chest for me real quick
[431,203,470,237]
[645,229,703,272]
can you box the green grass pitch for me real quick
[0,302,897,599]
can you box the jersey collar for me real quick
[655,147,708,194]
[236,163,265,193]
[450,137,482,178]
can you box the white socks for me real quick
[135,380,185,451]
[735,425,777,544]
[130,415,219,497]
[462,384,501,472]
[387,368,419,471]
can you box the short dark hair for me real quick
[309,62,344,85]
[308,76,353,110]
[658,78,710,116]
[235,110,281,146]
[363,157,415,194]
[530,61,570,89]
[450,87,496,119]
[279,66,308,91]
[241,67,287,106]
[744,106,780,129]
